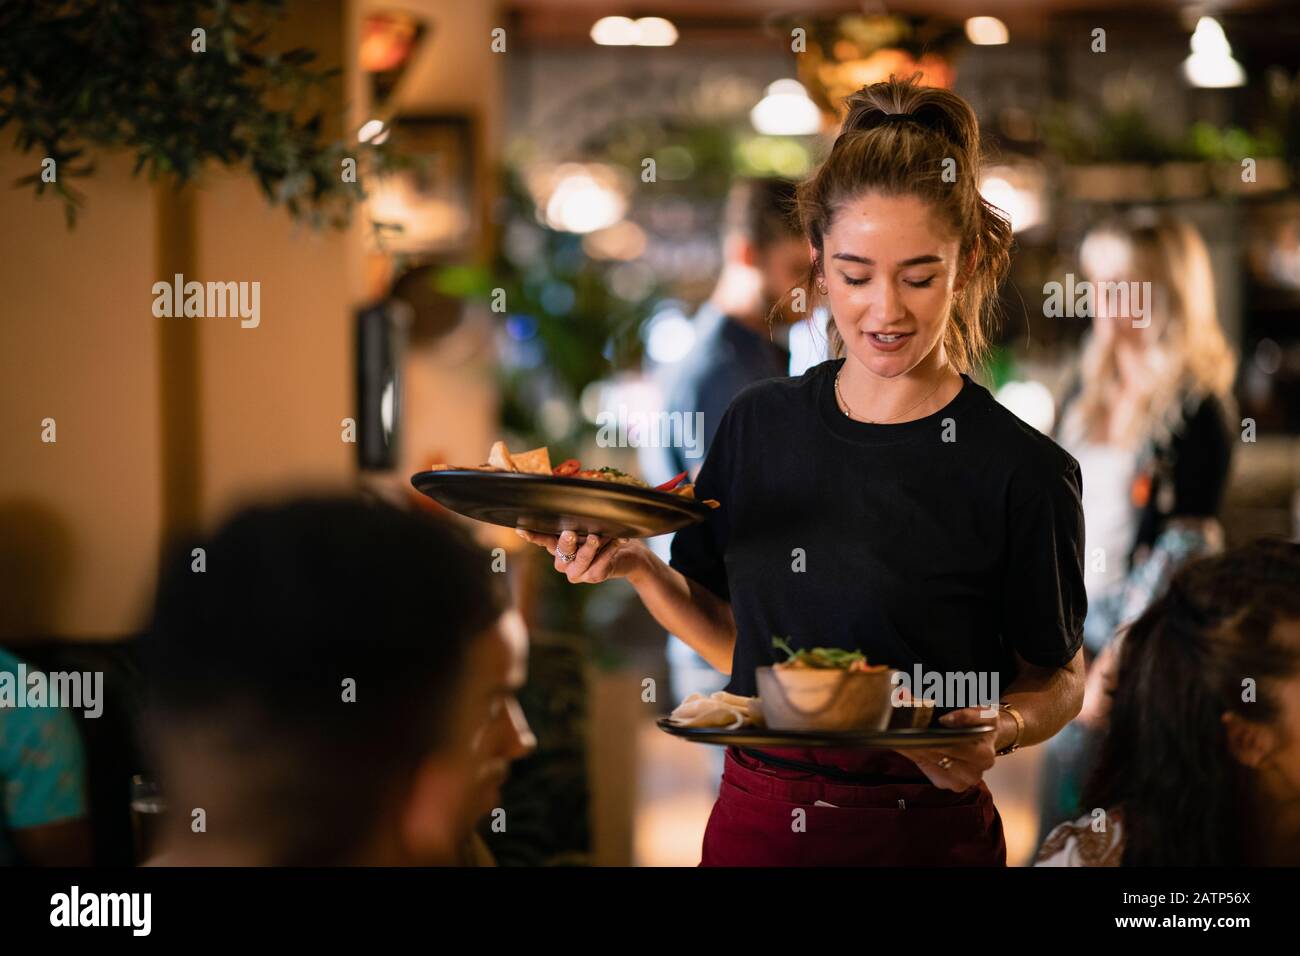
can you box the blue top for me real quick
[0,647,87,865]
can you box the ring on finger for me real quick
[937,756,953,770]
[556,549,577,563]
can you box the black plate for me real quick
[656,718,994,750]
[411,469,713,538]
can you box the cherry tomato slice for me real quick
[655,470,688,492]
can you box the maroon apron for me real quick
[700,745,1006,866]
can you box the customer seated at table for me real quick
[0,645,92,866]
[1036,538,1300,866]
[140,496,534,866]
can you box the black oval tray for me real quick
[656,718,993,750]
[411,469,712,538]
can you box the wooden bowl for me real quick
[756,665,894,732]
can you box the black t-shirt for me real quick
[670,358,1087,699]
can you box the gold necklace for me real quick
[834,368,947,424]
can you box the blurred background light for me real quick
[642,305,696,365]
[582,220,647,261]
[750,79,822,136]
[590,16,636,46]
[996,380,1056,434]
[979,163,1046,234]
[533,163,628,234]
[1183,17,1246,88]
[965,17,1009,46]
[606,261,656,301]
[591,16,678,47]
[505,314,538,341]
[357,119,387,143]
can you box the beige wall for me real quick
[0,145,164,639]
[191,171,358,523]
[0,1,362,640]
[0,0,506,640]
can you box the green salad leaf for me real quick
[772,635,867,669]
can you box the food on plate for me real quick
[757,637,894,731]
[428,442,720,508]
[667,691,764,730]
[771,636,890,672]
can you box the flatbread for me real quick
[512,446,552,475]
[487,441,517,472]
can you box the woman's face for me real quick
[1262,620,1300,801]
[1225,618,1300,807]
[1081,233,1153,350]
[816,192,964,379]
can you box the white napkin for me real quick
[667,691,764,729]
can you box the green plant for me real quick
[1043,102,1283,166]
[0,0,390,227]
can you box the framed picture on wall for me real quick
[367,114,479,256]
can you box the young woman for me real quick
[520,76,1087,865]
[1038,214,1237,835]
[1036,538,1300,866]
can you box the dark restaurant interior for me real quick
[2,0,1299,886]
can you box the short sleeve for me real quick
[669,406,735,603]
[1002,454,1087,668]
[0,702,87,830]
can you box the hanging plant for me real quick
[0,0,394,227]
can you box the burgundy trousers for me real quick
[700,746,1007,866]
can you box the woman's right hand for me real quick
[516,529,650,585]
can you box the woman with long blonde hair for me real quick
[1039,210,1238,836]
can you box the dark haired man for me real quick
[140,496,533,865]
[640,176,808,703]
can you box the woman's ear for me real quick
[1221,711,1276,768]
[809,243,825,293]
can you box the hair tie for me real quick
[878,112,918,126]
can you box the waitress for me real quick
[520,76,1087,866]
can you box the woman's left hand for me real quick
[896,707,999,792]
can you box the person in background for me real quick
[1036,538,1300,866]
[641,177,807,704]
[140,496,534,866]
[0,646,92,866]
[1038,212,1238,836]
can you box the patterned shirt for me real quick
[1034,808,1126,866]
[0,648,87,865]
